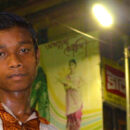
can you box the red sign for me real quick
[105,65,125,98]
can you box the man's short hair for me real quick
[0,12,38,51]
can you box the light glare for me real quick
[93,4,113,27]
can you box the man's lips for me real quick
[7,73,27,80]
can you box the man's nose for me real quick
[8,54,22,69]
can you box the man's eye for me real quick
[20,48,30,53]
[0,52,5,57]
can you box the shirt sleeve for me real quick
[0,118,3,130]
[40,123,58,130]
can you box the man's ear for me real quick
[36,48,40,65]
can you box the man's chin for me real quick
[1,83,32,92]
[4,86,31,92]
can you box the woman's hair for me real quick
[69,59,77,66]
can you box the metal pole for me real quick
[124,37,130,130]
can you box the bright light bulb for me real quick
[92,4,113,27]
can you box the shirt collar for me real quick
[1,103,37,124]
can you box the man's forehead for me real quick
[0,40,33,48]
[0,26,31,37]
[0,26,33,48]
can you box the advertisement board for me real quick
[33,33,103,129]
[102,58,126,110]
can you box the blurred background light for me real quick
[92,4,113,27]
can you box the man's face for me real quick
[0,26,39,92]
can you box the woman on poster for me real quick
[60,59,83,130]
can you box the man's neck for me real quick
[0,88,32,122]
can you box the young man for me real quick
[0,12,57,130]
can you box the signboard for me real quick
[105,64,125,98]
[102,58,126,109]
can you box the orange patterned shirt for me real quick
[0,103,55,130]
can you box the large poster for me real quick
[38,33,103,130]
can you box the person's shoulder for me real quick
[39,117,58,130]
